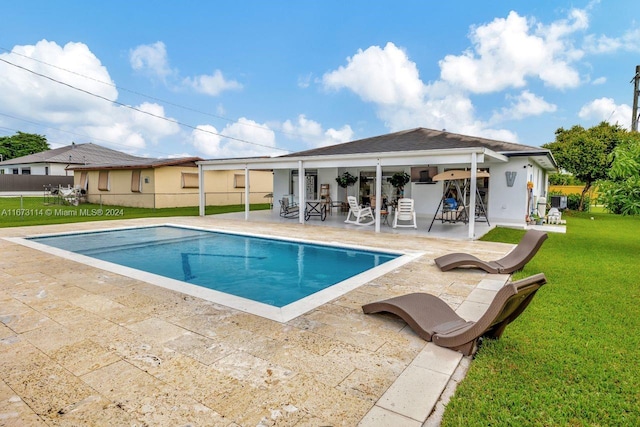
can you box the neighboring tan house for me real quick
[0,142,146,176]
[197,127,558,238]
[71,157,273,209]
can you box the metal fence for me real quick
[0,174,74,191]
[1,187,274,209]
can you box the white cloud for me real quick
[584,28,640,54]
[129,41,174,80]
[183,70,243,96]
[0,40,117,122]
[319,7,597,142]
[130,42,242,97]
[492,90,557,122]
[0,40,180,153]
[591,76,606,85]
[281,114,353,148]
[323,42,425,108]
[297,73,313,89]
[439,10,585,93]
[321,43,515,139]
[191,118,277,158]
[578,98,632,129]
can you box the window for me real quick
[234,174,245,188]
[45,166,49,175]
[181,172,199,188]
[21,168,31,175]
[98,171,110,191]
[131,170,142,192]
[12,168,19,174]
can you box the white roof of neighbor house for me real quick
[0,143,148,166]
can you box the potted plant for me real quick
[389,172,410,198]
[335,172,358,199]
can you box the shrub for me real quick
[566,193,590,212]
[548,173,583,186]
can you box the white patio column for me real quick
[375,160,382,233]
[244,165,250,220]
[468,152,477,239]
[298,161,305,224]
[198,163,205,216]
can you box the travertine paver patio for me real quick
[0,216,513,426]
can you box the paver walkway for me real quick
[0,216,513,426]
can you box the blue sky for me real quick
[1,1,638,159]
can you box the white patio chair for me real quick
[393,198,417,228]
[344,196,374,226]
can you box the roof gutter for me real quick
[198,147,508,170]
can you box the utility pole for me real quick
[632,65,640,132]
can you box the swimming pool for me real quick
[14,224,420,322]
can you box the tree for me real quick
[598,138,640,215]
[335,171,358,198]
[0,132,50,161]
[542,122,627,211]
[389,172,410,197]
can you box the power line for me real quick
[0,56,291,153]
[0,45,303,141]
[0,113,175,156]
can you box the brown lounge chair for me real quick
[362,273,547,355]
[434,229,548,274]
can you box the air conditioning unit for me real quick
[550,195,567,210]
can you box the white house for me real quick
[197,128,557,238]
[0,142,146,176]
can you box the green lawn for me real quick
[442,212,640,426]
[0,197,270,228]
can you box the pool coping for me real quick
[5,223,423,323]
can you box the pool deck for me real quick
[0,215,514,426]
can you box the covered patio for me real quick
[214,207,496,241]
[198,128,558,241]
[199,148,506,240]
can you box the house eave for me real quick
[198,147,508,171]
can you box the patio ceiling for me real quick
[197,147,509,171]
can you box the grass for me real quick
[0,197,270,228]
[442,211,640,426]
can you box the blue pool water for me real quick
[30,225,398,307]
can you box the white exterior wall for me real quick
[411,179,444,215]
[486,159,529,225]
[273,170,292,203]
[272,159,549,227]
[317,167,339,201]
[486,157,548,225]
[1,163,75,175]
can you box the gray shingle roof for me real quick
[280,127,543,158]
[0,143,148,165]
